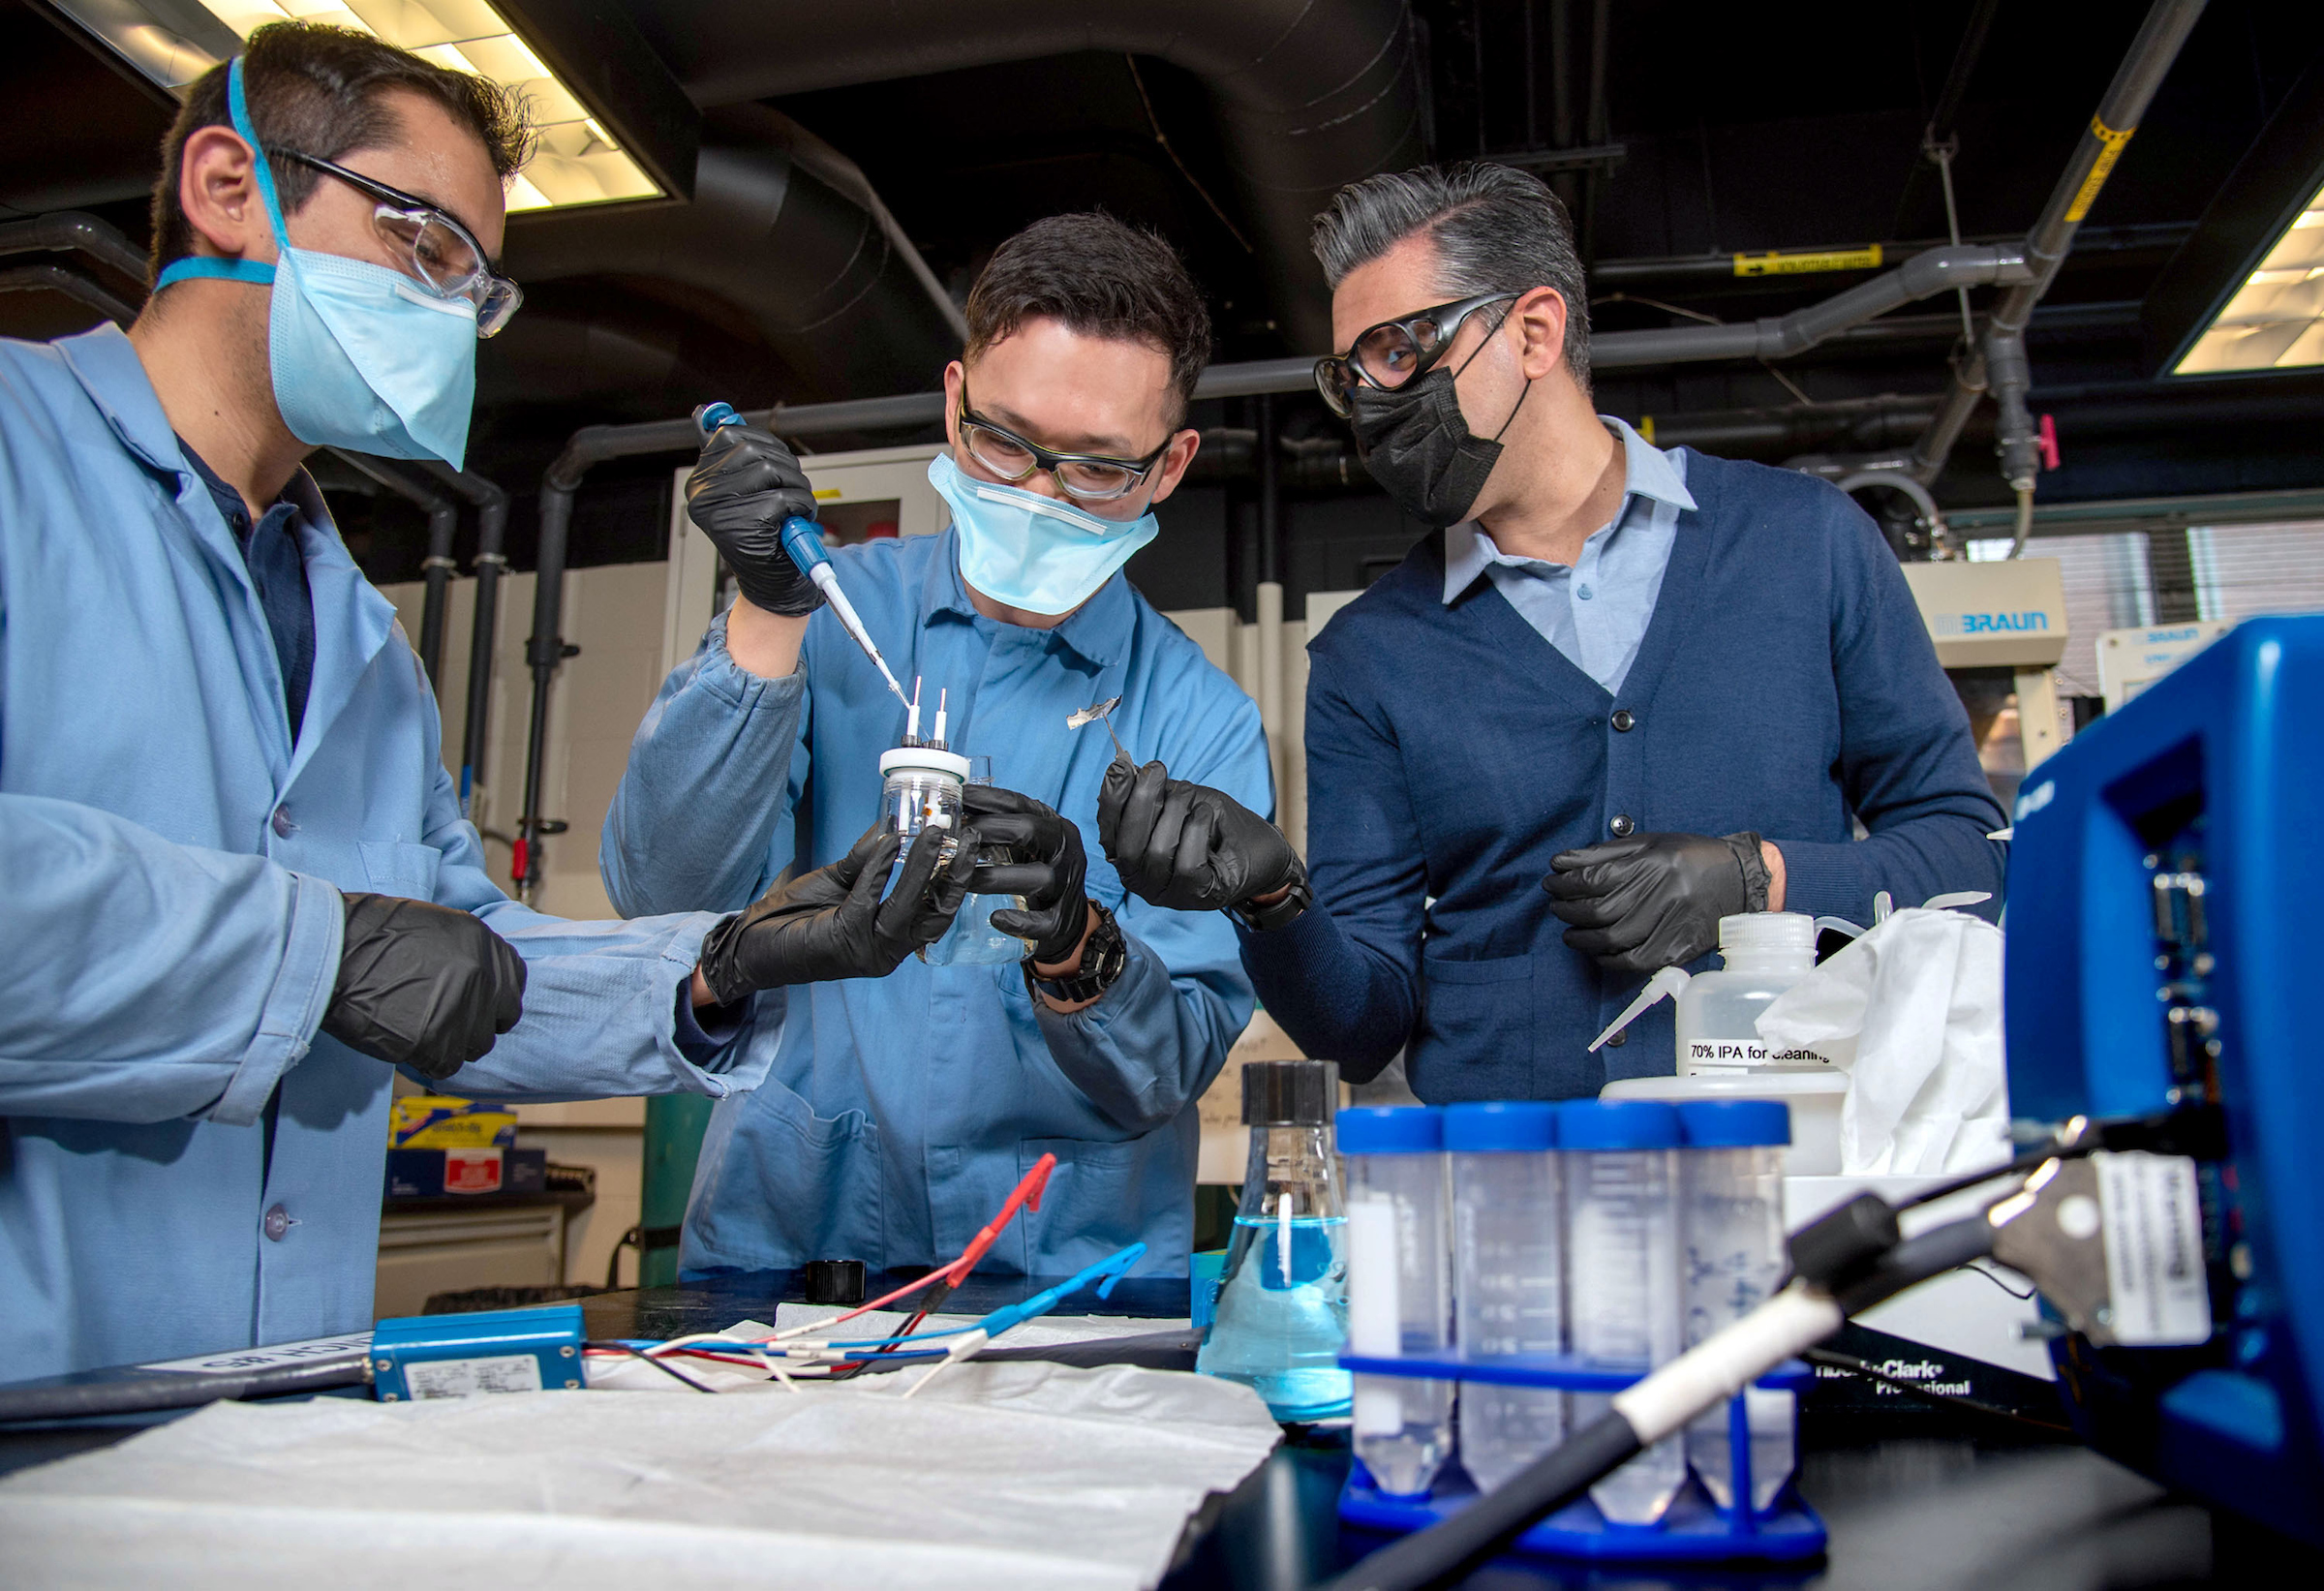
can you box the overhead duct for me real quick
[492,105,965,418]
[621,0,1427,354]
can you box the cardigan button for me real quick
[1609,813,1636,838]
[1610,709,1636,732]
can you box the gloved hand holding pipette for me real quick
[684,414,824,618]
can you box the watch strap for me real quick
[1025,901,1127,1005]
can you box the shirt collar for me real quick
[1441,413,1697,605]
[55,322,195,479]
[921,526,1132,669]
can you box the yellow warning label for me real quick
[812,488,845,500]
[2064,116,2136,223]
[1732,244,1883,278]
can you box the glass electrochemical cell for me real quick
[1199,1060,1351,1421]
[1678,1100,1794,1514]
[1341,1106,1452,1496]
[876,743,1023,965]
[1562,1099,1686,1525]
[1445,1101,1564,1493]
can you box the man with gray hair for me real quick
[1093,162,2004,1101]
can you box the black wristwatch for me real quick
[1232,856,1313,933]
[1025,900,1128,1006]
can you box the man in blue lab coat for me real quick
[0,24,964,1379]
[602,215,1270,1279]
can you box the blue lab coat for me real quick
[602,529,1268,1278]
[0,326,778,1379]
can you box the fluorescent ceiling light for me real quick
[45,0,658,212]
[2174,181,2324,375]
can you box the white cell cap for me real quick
[878,746,972,780]
[1717,911,1818,955]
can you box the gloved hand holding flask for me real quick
[960,785,1092,965]
[695,821,975,999]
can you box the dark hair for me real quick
[1310,163,1592,390]
[148,21,534,286]
[963,213,1212,423]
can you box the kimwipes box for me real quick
[385,1146,547,1200]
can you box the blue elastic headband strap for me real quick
[155,257,276,291]
[154,58,286,295]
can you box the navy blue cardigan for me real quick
[1240,449,2008,1102]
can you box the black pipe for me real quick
[0,263,138,326]
[417,461,512,814]
[326,453,460,685]
[415,500,459,688]
[1255,392,1282,587]
[0,211,149,285]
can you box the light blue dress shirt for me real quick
[603,528,1269,1279]
[1441,415,1696,693]
[0,326,780,1379]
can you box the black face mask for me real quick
[1349,340,1532,527]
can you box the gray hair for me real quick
[1311,163,1591,389]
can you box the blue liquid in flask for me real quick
[1197,1213,1352,1421]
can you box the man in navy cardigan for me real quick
[1094,163,2007,1102]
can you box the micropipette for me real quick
[692,402,909,706]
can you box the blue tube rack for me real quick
[1336,1352,1825,1564]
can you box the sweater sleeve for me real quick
[1774,500,2010,924]
[1237,638,1427,1083]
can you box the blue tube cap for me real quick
[1558,1099,1682,1150]
[1677,1099,1791,1147]
[1441,1101,1559,1152]
[1335,1106,1443,1154]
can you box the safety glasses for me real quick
[1313,291,1519,417]
[279,150,524,338]
[956,381,1174,505]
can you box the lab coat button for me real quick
[1609,813,1636,837]
[270,806,294,838]
[1610,709,1635,732]
[263,1204,290,1241]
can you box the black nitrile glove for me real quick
[1096,755,1300,913]
[1542,831,1771,976]
[696,822,975,1001]
[961,784,1090,964]
[322,893,526,1081]
[684,422,823,617]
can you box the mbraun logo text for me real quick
[1931,610,2052,636]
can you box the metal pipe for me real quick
[1911,0,2211,487]
[0,264,138,326]
[0,211,149,284]
[1589,243,2031,369]
[1587,223,2189,291]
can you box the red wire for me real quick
[799,1153,1056,1336]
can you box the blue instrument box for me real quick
[370,1303,586,1402]
[2004,614,2324,1544]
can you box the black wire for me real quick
[1803,1347,2071,1434]
[586,1339,718,1394]
[1891,1146,2059,1209]
[1961,1260,2038,1300]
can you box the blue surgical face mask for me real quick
[154,56,479,468]
[930,451,1160,616]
